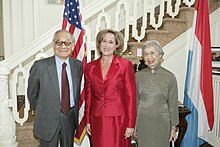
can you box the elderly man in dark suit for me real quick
[27,29,83,147]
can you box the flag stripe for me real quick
[195,0,214,129]
[72,30,84,58]
[62,0,87,144]
[79,90,85,108]
[73,27,81,43]
[184,93,205,145]
[69,25,75,35]
[181,0,214,146]
[62,18,68,30]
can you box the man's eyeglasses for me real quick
[54,40,73,46]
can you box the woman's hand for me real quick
[124,128,135,139]
[86,123,91,135]
[169,127,177,142]
[133,129,137,138]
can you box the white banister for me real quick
[115,0,129,52]
[96,12,111,34]
[183,0,196,7]
[35,51,49,60]
[0,65,18,147]
[150,0,165,30]
[132,0,148,42]
[82,0,117,22]
[11,65,30,126]
[167,0,181,18]
[0,28,55,70]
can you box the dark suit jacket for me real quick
[27,55,82,142]
[84,55,137,128]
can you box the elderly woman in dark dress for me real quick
[135,40,179,147]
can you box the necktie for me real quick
[61,63,70,115]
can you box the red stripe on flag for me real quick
[195,0,214,129]
[72,31,84,58]
[69,25,75,35]
[79,89,85,108]
[62,18,68,30]
[83,42,87,64]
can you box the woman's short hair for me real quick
[96,29,124,55]
[142,40,164,56]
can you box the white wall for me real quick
[210,8,220,47]
[2,0,64,58]
[162,30,191,103]
[33,1,64,37]
[0,0,4,60]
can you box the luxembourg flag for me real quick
[181,0,214,146]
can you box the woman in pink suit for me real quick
[84,29,136,147]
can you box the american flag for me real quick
[62,0,87,145]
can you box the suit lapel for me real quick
[104,55,119,81]
[93,57,103,81]
[48,56,60,97]
[69,58,78,102]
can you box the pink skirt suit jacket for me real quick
[84,55,137,147]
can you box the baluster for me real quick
[115,0,129,52]
[183,0,195,7]
[96,11,111,36]
[132,0,148,41]
[150,0,165,30]
[11,64,30,125]
[167,0,181,18]
[0,65,17,147]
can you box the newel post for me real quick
[0,65,18,147]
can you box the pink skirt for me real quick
[90,115,131,147]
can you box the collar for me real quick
[55,55,70,68]
[147,64,161,73]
